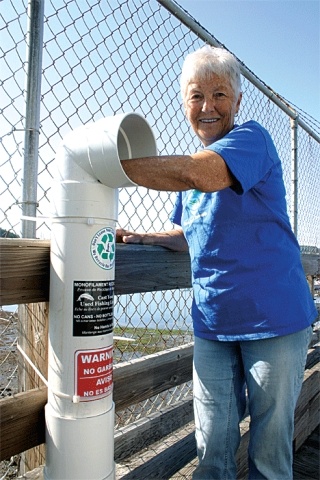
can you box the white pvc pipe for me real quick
[45,112,157,480]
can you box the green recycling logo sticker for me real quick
[90,227,115,270]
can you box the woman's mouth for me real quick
[199,118,219,123]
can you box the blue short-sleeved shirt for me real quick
[171,120,317,340]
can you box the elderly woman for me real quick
[117,46,317,479]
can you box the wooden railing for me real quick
[0,238,319,478]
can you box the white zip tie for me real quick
[21,215,52,222]
[17,344,80,403]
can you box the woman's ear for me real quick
[235,92,242,114]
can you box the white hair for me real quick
[180,45,241,104]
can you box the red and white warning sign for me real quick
[75,346,113,401]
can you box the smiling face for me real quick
[185,74,242,146]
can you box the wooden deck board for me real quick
[293,425,320,480]
[18,426,319,479]
[168,426,320,480]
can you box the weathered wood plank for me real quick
[0,387,46,461]
[0,343,318,462]
[0,343,193,461]
[116,416,251,479]
[294,364,320,419]
[294,392,320,450]
[0,239,191,305]
[171,368,319,480]
[1,360,319,475]
[115,396,193,461]
[305,345,320,369]
[1,239,318,306]
[17,425,320,480]
[118,429,197,480]
[301,253,320,277]
[115,244,191,294]
[0,239,50,305]
[292,425,320,480]
[113,343,193,411]
[18,303,48,474]
[0,346,317,461]
[236,364,320,479]
[236,417,251,479]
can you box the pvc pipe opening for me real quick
[59,112,158,189]
[91,112,158,188]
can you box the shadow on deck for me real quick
[293,425,320,480]
[167,425,320,479]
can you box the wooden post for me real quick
[306,275,314,296]
[18,302,48,474]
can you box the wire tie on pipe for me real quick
[16,201,40,207]
[17,344,78,402]
[21,215,52,222]
[13,127,41,134]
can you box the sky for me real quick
[175,0,320,123]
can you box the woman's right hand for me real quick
[116,228,145,244]
[116,227,188,252]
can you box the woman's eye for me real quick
[187,94,202,104]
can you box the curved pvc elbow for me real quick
[56,112,157,188]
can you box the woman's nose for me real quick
[202,97,216,112]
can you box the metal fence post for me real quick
[22,0,44,239]
[291,117,298,236]
[19,1,46,475]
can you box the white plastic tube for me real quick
[45,113,157,480]
[55,112,157,188]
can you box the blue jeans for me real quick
[192,327,312,480]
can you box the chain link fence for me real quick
[1,0,319,477]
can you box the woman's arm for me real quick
[116,226,188,252]
[121,150,235,193]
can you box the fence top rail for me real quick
[0,238,319,306]
[157,0,320,144]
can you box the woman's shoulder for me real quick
[232,120,276,151]
[234,120,266,134]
